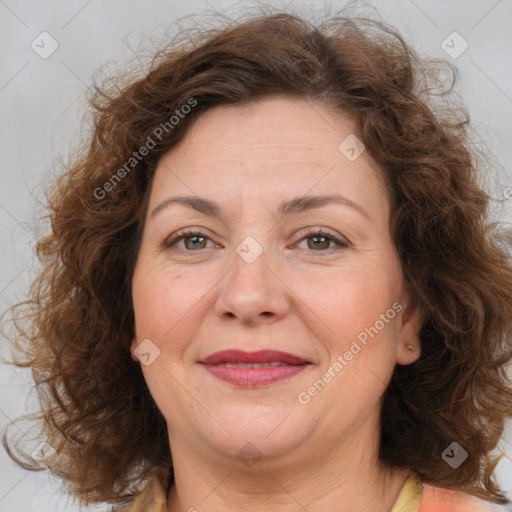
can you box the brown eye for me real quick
[165,230,213,251]
[296,229,349,252]
[183,234,208,250]
[306,235,333,251]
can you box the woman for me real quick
[3,8,512,512]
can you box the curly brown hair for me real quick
[3,7,512,508]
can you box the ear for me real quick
[395,281,424,366]
[130,336,140,362]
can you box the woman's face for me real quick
[131,96,422,468]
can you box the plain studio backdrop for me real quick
[1,0,511,510]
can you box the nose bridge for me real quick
[215,232,289,323]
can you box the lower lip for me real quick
[200,364,309,387]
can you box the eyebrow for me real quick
[150,194,370,220]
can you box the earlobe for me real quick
[396,341,421,365]
[396,285,424,366]
[130,337,139,362]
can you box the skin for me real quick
[130,95,424,512]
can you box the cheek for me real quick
[132,266,203,423]
[132,263,205,341]
[290,261,398,342]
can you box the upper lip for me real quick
[199,350,309,365]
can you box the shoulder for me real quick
[110,472,168,512]
[419,483,503,512]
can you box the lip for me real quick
[199,349,308,365]
[198,350,311,388]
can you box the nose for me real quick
[214,242,290,325]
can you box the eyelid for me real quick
[293,226,350,245]
[163,227,217,249]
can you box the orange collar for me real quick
[393,473,494,512]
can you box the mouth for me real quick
[198,349,311,387]
[219,361,294,368]
[199,349,309,365]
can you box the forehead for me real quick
[150,96,389,221]
[176,96,356,157]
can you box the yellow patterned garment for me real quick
[114,472,167,512]
[115,471,496,512]
[392,474,423,512]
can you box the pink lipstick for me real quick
[199,349,311,387]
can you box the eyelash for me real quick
[164,228,349,253]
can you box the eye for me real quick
[294,229,349,252]
[164,229,215,251]
[164,228,349,253]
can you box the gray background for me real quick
[1,0,511,510]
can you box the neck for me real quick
[166,424,410,512]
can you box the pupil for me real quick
[311,236,328,249]
[188,236,204,249]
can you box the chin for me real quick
[193,414,310,462]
